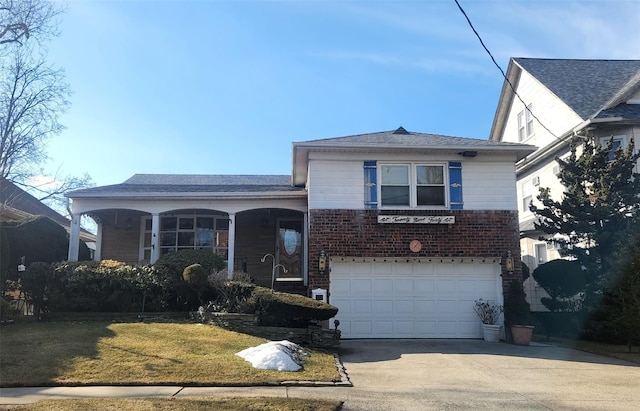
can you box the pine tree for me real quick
[531,135,640,310]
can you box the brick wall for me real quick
[307,209,523,296]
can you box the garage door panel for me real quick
[373,321,394,335]
[394,279,414,295]
[414,279,435,293]
[415,321,437,335]
[351,321,373,336]
[436,279,456,294]
[395,300,414,313]
[352,279,372,293]
[373,300,393,313]
[373,263,393,275]
[330,261,500,339]
[352,300,372,313]
[372,279,393,293]
[331,279,352,294]
[415,300,436,312]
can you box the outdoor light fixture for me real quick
[505,250,514,273]
[458,151,478,158]
[318,250,327,272]
[17,256,25,272]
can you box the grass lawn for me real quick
[563,339,640,365]
[0,397,343,411]
[533,334,640,365]
[0,320,340,387]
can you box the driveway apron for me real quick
[287,339,640,411]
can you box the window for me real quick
[140,214,229,262]
[517,104,534,141]
[517,111,525,141]
[380,164,446,208]
[521,179,534,214]
[535,243,548,265]
[599,135,626,162]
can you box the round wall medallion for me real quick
[410,239,422,253]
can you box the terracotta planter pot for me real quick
[511,325,534,345]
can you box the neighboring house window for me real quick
[535,243,548,265]
[140,214,229,261]
[599,135,626,162]
[517,104,534,141]
[379,163,446,208]
[521,179,534,214]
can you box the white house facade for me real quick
[67,127,535,338]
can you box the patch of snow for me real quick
[236,340,309,372]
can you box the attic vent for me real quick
[393,126,410,135]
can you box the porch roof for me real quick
[66,174,305,199]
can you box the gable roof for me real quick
[1,178,96,243]
[292,128,536,186]
[67,174,304,199]
[514,58,640,119]
[490,58,640,141]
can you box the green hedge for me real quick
[1,216,90,294]
[251,286,339,327]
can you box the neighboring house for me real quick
[66,127,535,338]
[0,177,96,248]
[489,58,640,310]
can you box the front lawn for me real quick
[566,339,640,365]
[0,397,343,411]
[0,321,340,386]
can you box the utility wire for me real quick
[453,0,562,141]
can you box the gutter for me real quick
[516,116,625,177]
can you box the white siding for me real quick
[462,161,518,210]
[307,154,520,211]
[307,160,364,210]
[503,70,582,153]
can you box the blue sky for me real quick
[41,0,640,188]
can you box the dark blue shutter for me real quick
[448,161,463,210]
[364,161,377,209]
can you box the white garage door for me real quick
[329,260,501,339]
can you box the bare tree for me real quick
[0,45,70,183]
[0,0,60,46]
[0,0,92,211]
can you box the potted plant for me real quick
[504,279,535,345]
[473,299,503,342]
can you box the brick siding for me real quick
[307,209,523,297]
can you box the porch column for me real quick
[303,211,309,285]
[67,213,81,261]
[227,213,236,278]
[94,220,103,261]
[150,213,160,263]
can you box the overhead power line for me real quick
[453,0,561,141]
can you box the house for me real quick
[0,177,96,247]
[489,58,640,310]
[65,127,535,338]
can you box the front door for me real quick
[276,218,303,280]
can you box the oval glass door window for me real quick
[283,229,299,255]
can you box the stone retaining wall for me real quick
[195,312,341,348]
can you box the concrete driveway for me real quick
[287,339,640,411]
[2,339,639,410]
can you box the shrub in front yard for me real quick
[153,250,225,310]
[47,261,158,312]
[252,286,339,327]
[154,250,226,278]
[208,271,255,313]
[0,216,90,297]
